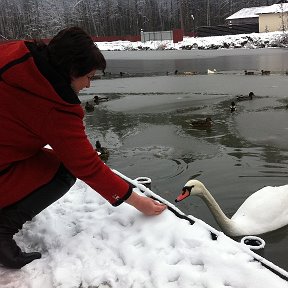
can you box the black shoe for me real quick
[0,239,41,269]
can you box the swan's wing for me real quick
[232,185,288,234]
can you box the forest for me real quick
[0,0,283,40]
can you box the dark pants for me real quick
[0,163,76,269]
[3,163,76,217]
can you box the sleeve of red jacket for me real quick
[41,105,133,206]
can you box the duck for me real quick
[230,101,236,113]
[244,70,254,75]
[207,69,216,74]
[95,140,109,161]
[175,179,288,237]
[174,70,197,76]
[183,71,198,75]
[85,102,94,112]
[236,91,254,101]
[190,117,213,128]
[93,95,109,105]
[261,70,270,75]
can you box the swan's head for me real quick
[175,179,205,202]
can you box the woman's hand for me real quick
[125,191,167,216]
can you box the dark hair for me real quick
[47,27,106,81]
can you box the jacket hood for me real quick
[0,41,80,105]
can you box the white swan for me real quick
[175,179,288,237]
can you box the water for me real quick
[102,48,288,75]
[81,49,288,271]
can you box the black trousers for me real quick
[0,164,76,268]
[3,163,76,219]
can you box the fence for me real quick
[91,35,140,42]
[140,30,172,42]
[0,30,184,45]
[197,24,258,37]
[140,29,183,43]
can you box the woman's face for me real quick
[71,70,96,93]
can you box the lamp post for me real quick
[191,14,195,37]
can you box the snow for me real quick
[226,6,266,20]
[226,4,288,20]
[257,3,288,14]
[96,31,288,51]
[1,172,288,288]
[2,33,288,287]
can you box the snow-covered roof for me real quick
[257,3,288,14]
[226,6,267,20]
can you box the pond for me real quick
[102,48,288,75]
[81,48,288,271]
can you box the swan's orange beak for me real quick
[175,189,190,202]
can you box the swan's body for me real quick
[175,179,288,236]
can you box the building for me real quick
[198,2,288,37]
[226,3,288,34]
[226,6,267,26]
[257,3,288,32]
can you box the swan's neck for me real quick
[199,187,238,235]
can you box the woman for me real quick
[0,27,166,269]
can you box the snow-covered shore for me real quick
[96,31,288,51]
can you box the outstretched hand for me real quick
[125,191,167,216]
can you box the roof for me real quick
[226,6,267,20]
[257,3,288,14]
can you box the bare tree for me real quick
[0,0,283,39]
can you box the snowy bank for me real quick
[0,175,287,288]
[96,31,288,51]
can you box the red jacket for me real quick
[0,41,132,208]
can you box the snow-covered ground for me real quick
[96,31,288,51]
[1,173,288,288]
